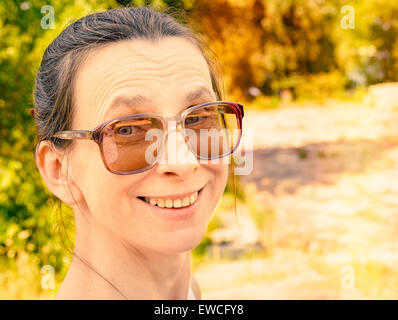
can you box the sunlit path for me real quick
[194,102,398,299]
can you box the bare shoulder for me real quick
[190,274,202,300]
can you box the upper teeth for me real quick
[144,191,198,208]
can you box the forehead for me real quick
[72,37,215,129]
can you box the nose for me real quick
[155,121,199,178]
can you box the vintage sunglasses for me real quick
[43,101,244,175]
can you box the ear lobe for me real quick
[35,141,82,206]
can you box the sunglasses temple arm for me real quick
[52,130,93,140]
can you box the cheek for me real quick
[70,142,152,232]
[205,162,229,206]
[71,143,102,185]
[69,142,121,216]
[214,162,229,187]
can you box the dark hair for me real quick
[32,5,224,149]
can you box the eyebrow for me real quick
[105,86,216,117]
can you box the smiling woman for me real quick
[31,6,244,300]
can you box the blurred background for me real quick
[1,0,398,299]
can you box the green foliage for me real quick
[191,235,212,257]
[339,0,398,84]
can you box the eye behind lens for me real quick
[117,126,133,135]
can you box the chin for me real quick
[152,227,207,254]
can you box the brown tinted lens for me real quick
[184,104,240,159]
[102,117,163,172]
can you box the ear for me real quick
[35,141,83,206]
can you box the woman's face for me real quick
[67,37,228,253]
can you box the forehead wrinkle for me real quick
[84,75,213,128]
[85,43,211,94]
[91,40,211,82]
[134,53,210,75]
[80,37,210,83]
[97,59,211,84]
[93,62,211,99]
[98,78,214,121]
[76,39,213,127]
[88,55,211,98]
[90,70,212,120]
[121,37,207,66]
[89,68,211,121]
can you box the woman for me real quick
[32,6,244,299]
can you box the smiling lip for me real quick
[137,186,205,220]
[138,188,203,200]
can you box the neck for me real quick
[60,212,191,299]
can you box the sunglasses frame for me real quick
[51,101,244,175]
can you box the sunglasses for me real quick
[49,101,244,175]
